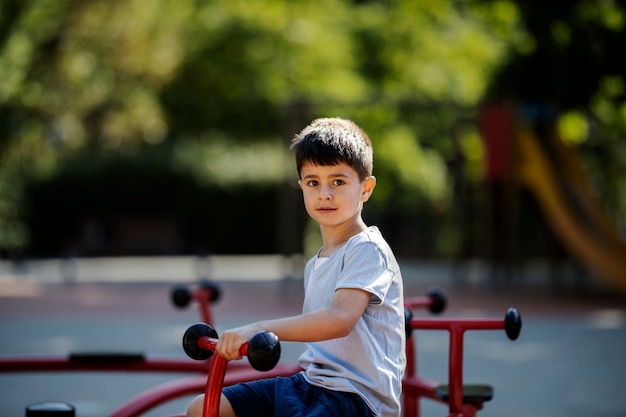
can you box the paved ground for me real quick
[1,258,625,417]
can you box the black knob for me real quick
[404,307,414,339]
[426,287,447,314]
[504,307,522,341]
[171,285,192,308]
[183,323,218,360]
[247,331,281,372]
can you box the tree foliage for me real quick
[1,0,624,256]
[486,0,626,222]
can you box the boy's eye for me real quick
[303,179,345,187]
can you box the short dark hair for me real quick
[290,117,373,181]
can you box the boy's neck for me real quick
[319,219,368,257]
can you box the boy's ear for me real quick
[362,176,376,201]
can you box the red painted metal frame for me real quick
[171,282,219,327]
[197,336,233,417]
[403,314,511,417]
[107,362,301,417]
[0,282,302,417]
[195,335,278,417]
[0,356,211,373]
[189,292,506,417]
[0,353,301,417]
[1,283,515,417]
[193,287,217,325]
[403,295,447,417]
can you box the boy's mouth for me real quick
[317,207,336,214]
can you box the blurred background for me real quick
[1,1,626,416]
[1,0,626,292]
[1,0,626,288]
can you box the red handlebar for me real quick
[196,336,249,357]
[405,287,447,314]
[198,335,275,417]
[171,282,221,325]
[182,323,281,417]
[405,307,522,417]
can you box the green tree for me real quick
[486,0,626,225]
[0,0,195,252]
[0,0,532,256]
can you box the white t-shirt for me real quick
[299,226,405,417]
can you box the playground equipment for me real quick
[1,282,522,417]
[479,102,626,293]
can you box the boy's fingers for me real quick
[216,336,243,361]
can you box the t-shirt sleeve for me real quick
[335,242,394,305]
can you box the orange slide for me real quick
[516,127,626,293]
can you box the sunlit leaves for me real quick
[0,32,33,102]
[357,0,520,104]
[574,0,625,32]
[558,111,589,145]
[172,135,290,187]
[459,129,485,181]
[376,124,449,202]
[2,0,624,254]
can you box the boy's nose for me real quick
[319,184,333,199]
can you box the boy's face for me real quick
[298,161,376,230]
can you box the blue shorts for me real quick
[223,372,373,417]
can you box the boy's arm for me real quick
[215,287,371,360]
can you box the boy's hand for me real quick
[215,324,260,361]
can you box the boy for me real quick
[186,117,405,417]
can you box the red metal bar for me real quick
[403,374,443,417]
[1,333,299,417]
[407,317,506,417]
[404,296,435,310]
[194,290,214,324]
[203,355,227,417]
[198,336,251,417]
[410,318,505,332]
[402,375,442,400]
[448,325,465,415]
[197,336,218,353]
[403,292,444,417]
[0,357,213,373]
[403,336,419,417]
[108,375,207,417]
[106,363,302,417]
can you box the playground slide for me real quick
[516,128,626,293]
